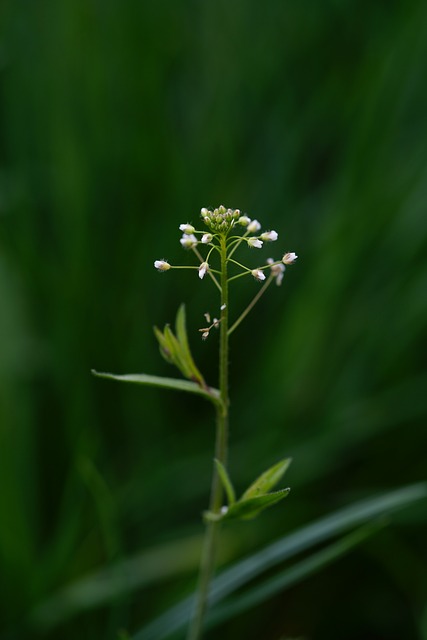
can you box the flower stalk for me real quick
[151,207,298,639]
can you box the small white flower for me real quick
[179,223,195,234]
[201,331,210,341]
[248,237,263,249]
[200,207,209,216]
[220,304,226,310]
[154,260,171,271]
[248,219,261,233]
[282,252,298,264]
[267,258,285,285]
[180,233,198,249]
[261,230,278,242]
[237,215,251,226]
[213,317,219,328]
[201,233,213,244]
[220,505,229,514]
[252,268,266,282]
[198,261,209,279]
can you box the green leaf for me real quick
[206,522,385,630]
[205,489,290,523]
[153,326,174,364]
[175,304,206,388]
[241,458,292,501]
[91,371,222,408]
[214,459,236,506]
[163,325,192,379]
[131,482,427,640]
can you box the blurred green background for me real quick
[1,1,427,638]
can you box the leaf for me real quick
[175,304,206,387]
[206,522,385,630]
[131,482,427,640]
[91,371,222,408]
[205,489,290,523]
[214,459,236,506]
[153,326,174,364]
[163,325,192,379]
[241,458,292,501]
[153,306,207,389]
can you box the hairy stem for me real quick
[187,235,229,640]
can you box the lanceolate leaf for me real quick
[131,483,427,640]
[206,522,385,630]
[241,458,292,501]
[175,304,206,388]
[205,489,290,523]
[91,371,222,408]
[153,326,174,364]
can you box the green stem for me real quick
[228,274,274,336]
[187,236,229,640]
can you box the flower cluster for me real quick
[154,206,297,289]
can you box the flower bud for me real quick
[261,230,278,242]
[201,233,213,244]
[248,219,261,233]
[282,252,298,264]
[179,223,195,234]
[180,234,198,249]
[154,260,171,271]
[248,237,263,249]
[267,258,285,285]
[237,215,251,226]
[198,262,209,279]
[251,268,266,281]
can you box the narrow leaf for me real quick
[131,482,427,640]
[163,325,193,379]
[204,490,290,523]
[153,326,174,364]
[91,371,222,408]
[241,458,292,501]
[214,459,236,506]
[206,522,385,630]
[175,304,206,387]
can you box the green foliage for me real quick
[133,483,427,640]
[154,305,207,389]
[206,458,291,522]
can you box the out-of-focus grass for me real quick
[0,1,427,639]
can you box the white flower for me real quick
[261,230,278,242]
[252,268,266,282]
[179,223,195,234]
[220,304,226,310]
[248,237,263,249]
[237,215,251,226]
[180,233,198,249]
[282,252,298,264]
[200,207,209,216]
[267,258,285,285]
[201,331,210,340]
[248,219,261,233]
[154,260,171,271]
[198,261,209,279]
[201,233,213,244]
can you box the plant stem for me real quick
[228,274,274,336]
[187,235,229,640]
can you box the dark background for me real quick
[1,1,427,639]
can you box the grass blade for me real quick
[131,483,427,640]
